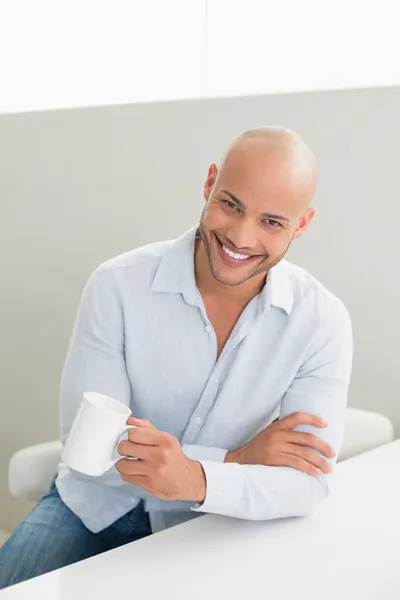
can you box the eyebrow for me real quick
[220,189,291,223]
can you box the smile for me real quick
[214,234,262,267]
[221,244,252,260]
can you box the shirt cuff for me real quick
[190,459,245,516]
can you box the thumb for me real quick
[127,417,155,428]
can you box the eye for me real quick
[264,219,281,228]
[221,199,239,211]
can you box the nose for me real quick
[226,219,258,251]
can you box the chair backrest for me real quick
[339,407,394,461]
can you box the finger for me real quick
[128,417,155,428]
[127,427,162,445]
[276,452,326,477]
[285,431,336,458]
[118,440,156,460]
[284,444,333,474]
[277,412,328,431]
[116,457,147,476]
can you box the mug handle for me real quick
[106,424,136,471]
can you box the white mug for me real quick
[62,391,135,476]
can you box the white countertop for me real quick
[2,439,400,600]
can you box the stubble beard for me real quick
[198,211,294,288]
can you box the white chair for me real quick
[9,440,63,503]
[8,407,395,503]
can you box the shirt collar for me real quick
[150,224,293,315]
[257,259,294,316]
[150,224,200,306]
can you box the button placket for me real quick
[180,374,219,445]
[182,300,257,446]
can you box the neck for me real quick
[194,238,266,304]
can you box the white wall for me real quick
[1,86,399,532]
[2,1,400,113]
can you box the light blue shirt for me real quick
[56,224,353,534]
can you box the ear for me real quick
[292,206,316,240]
[203,163,218,202]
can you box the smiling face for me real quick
[197,133,316,292]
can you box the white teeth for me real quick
[222,244,251,260]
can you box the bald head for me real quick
[218,126,317,209]
[198,126,317,292]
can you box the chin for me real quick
[209,260,257,287]
[212,274,248,287]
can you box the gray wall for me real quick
[1,86,399,533]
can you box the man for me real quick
[0,126,353,589]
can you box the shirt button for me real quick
[205,325,211,333]
[194,417,202,425]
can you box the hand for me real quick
[224,412,336,476]
[116,418,206,503]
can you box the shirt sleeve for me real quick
[59,266,131,443]
[190,299,354,520]
[181,445,229,463]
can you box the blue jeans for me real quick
[0,479,152,590]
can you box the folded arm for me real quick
[185,301,353,520]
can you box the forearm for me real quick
[191,460,330,520]
[182,442,329,519]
